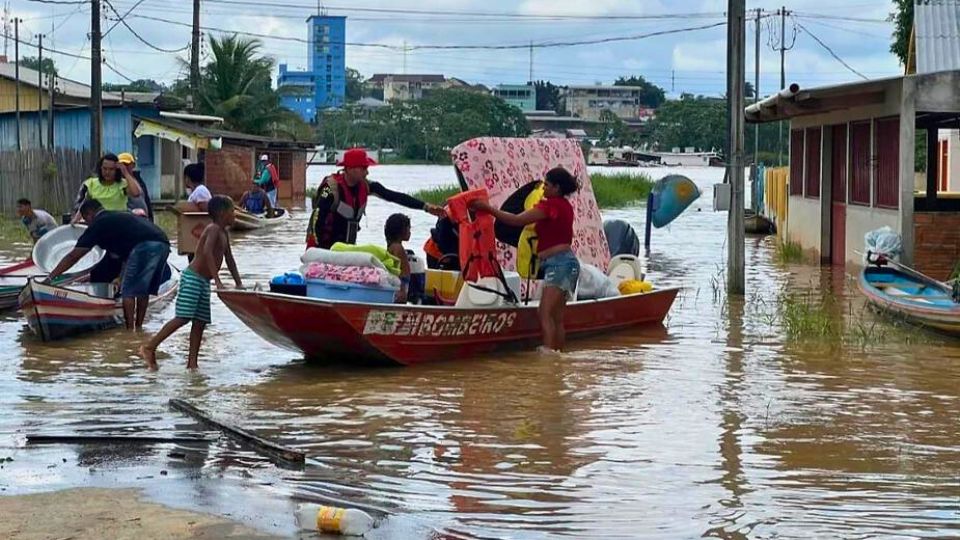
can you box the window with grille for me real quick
[874,117,900,209]
[804,127,821,199]
[849,121,871,205]
[789,129,804,196]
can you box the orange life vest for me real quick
[446,189,498,282]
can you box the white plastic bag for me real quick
[863,226,902,263]
[577,264,620,300]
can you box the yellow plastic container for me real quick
[618,279,653,295]
[425,269,463,303]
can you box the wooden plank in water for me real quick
[27,434,214,445]
[168,398,305,467]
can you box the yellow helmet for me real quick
[117,152,135,164]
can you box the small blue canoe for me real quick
[858,263,960,335]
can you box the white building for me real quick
[562,85,650,121]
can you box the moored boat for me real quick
[232,208,290,231]
[858,263,960,335]
[0,259,44,311]
[744,209,776,235]
[217,287,678,366]
[19,266,179,341]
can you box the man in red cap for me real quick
[307,148,445,248]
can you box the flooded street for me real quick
[1,165,959,538]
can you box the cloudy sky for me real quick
[9,0,901,97]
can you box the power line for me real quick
[795,21,868,80]
[24,0,87,4]
[103,0,190,53]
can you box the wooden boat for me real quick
[217,288,678,366]
[19,266,179,341]
[232,208,289,231]
[744,209,776,235]
[0,259,45,311]
[858,262,960,335]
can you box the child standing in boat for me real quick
[384,213,411,304]
[471,167,580,353]
[140,196,244,370]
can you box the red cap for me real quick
[337,148,377,168]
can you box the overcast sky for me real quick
[9,0,901,97]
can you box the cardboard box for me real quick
[175,210,211,255]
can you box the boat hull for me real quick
[233,209,289,231]
[217,287,679,366]
[19,269,179,342]
[858,266,960,335]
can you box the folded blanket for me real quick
[304,263,401,289]
[331,242,401,276]
[301,248,387,271]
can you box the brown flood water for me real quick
[0,165,958,539]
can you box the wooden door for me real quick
[830,124,847,266]
[941,139,950,192]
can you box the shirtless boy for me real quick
[140,196,243,370]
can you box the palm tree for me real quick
[194,35,311,139]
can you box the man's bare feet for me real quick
[139,345,158,371]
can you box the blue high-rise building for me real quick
[278,15,346,123]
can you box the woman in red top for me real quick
[472,167,580,353]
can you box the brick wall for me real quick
[914,212,960,280]
[204,144,254,203]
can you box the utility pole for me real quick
[191,0,200,112]
[777,6,790,166]
[726,0,746,295]
[37,33,43,149]
[91,0,103,159]
[402,40,407,74]
[48,73,55,148]
[753,7,761,204]
[14,17,20,152]
[528,41,533,83]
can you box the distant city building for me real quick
[278,14,347,122]
[492,84,537,112]
[366,74,484,102]
[563,85,650,121]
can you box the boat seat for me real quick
[455,272,521,308]
[607,254,643,287]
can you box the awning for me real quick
[134,119,222,150]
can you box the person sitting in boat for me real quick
[423,216,460,270]
[16,198,58,244]
[72,153,142,220]
[385,213,412,304]
[239,181,274,217]
[182,163,212,212]
[470,167,580,354]
[306,148,446,249]
[45,198,171,331]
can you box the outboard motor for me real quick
[603,219,641,257]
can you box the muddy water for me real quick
[1,165,959,539]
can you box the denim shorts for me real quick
[540,250,580,294]
[121,241,170,298]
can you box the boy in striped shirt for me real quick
[140,196,243,370]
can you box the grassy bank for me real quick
[410,172,654,209]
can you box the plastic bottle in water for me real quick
[295,504,375,536]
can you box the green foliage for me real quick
[103,79,165,93]
[0,217,30,245]
[181,35,313,139]
[614,75,666,108]
[533,80,563,113]
[597,110,632,147]
[318,88,529,162]
[779,290,842,341]
[345,68,364,102]
[21,56,57,76]
[649,94,726,152]
[888,0,913,67]
[775,240,804,264]
[410,172,653,209]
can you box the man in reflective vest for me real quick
[306,148,445,249]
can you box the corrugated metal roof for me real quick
[0,61,124,102]
[916,0,960,74]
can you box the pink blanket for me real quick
[304,263,385,285]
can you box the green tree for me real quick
[889,0,913,66]
[190,35,311,139]
[533,80,563,113]
[21,56,57,76]
[345,67,364,102]
[745,81,755,99]
[614,75,666,108]
[648,94,726,152]
[597,110,633,147]
[103,79,165,92]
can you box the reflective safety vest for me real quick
[84,177,128,211]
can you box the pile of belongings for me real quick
[300,242,402,289]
